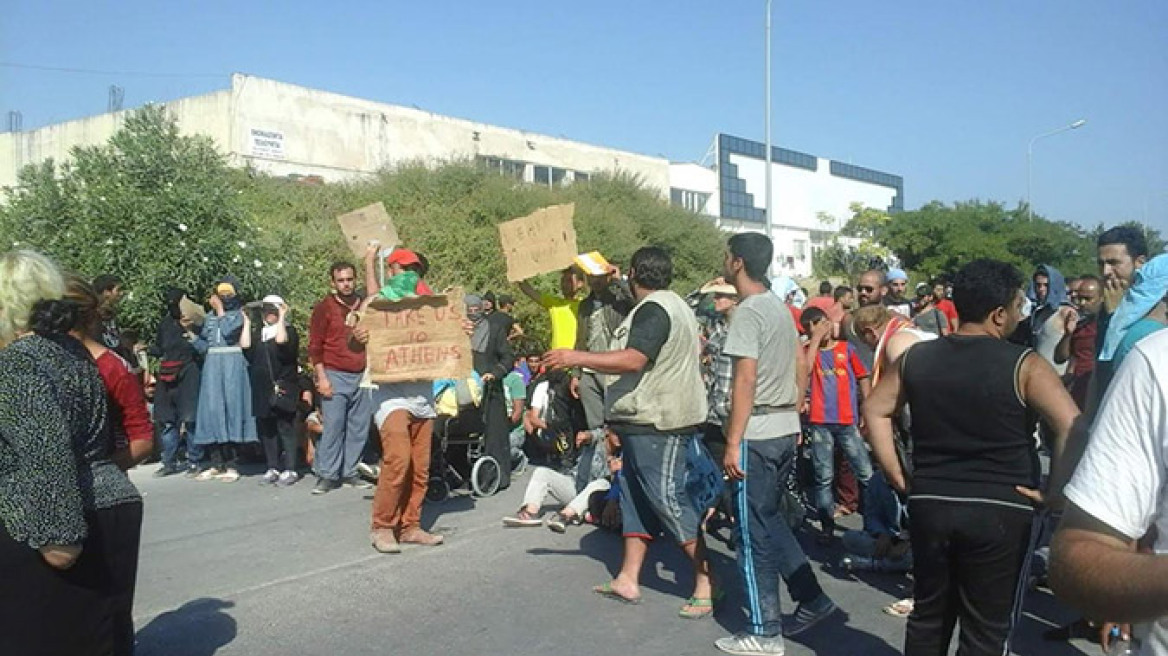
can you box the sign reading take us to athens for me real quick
[497,203,578,282]
[361,288,472,383]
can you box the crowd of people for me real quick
[2,222,1167,655]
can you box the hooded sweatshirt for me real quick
[1025,264,1072,373]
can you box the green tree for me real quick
[1,107,727,349]
[0,105,285,334]
[872,200,1098,279]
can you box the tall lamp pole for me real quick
[1027,118,1086,221]
[764,0,773,271]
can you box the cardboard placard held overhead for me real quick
[336,202,400,259]
[497,203,578,282]
[359,288,472,384]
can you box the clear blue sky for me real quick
[3,1,1166,231]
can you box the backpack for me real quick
[527,372,585,460]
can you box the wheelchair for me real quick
[426,401,527,502]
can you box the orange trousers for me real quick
[371,410,434,533]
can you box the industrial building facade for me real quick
[2,75,903,277]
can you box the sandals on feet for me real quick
[679,588,724,619]
[593,581,641,605]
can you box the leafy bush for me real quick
[1,106,727,348]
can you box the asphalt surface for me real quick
[129,464,1096,656]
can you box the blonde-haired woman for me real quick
[0,251,143,655]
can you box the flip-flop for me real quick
[679,597,715,620]
[593,582,641,605]
[679,587,725,619]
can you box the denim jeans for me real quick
[731,435,828,637]
[809,423,874,533]
[159,421,201,468]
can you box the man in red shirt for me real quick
[932,279,958,334]
[307,262,372,495]
[1055,275,1102,410]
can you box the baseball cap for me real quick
[886,268,908,283]
[385,248,422,268]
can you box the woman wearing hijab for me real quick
[192,276,258,481]
[241,295,301,486]
[0,251,143,655]
[151,287,205,477]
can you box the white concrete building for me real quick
[1,74,671,193]
[669,133,903,278]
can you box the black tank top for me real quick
[903,334,1039,504]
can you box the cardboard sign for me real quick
[336,202,400,259]
[497,203,578,282]
[360,288,472,384]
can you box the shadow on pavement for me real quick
[135,598,237,656]
[527,527,698,599]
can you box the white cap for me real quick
[261,294,285,306]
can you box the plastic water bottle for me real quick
[1108,627,1136,656]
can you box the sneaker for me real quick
[153,464,180,478]
[783,597,840,636]
[342,476,374,490]
[276,471,300,487]
[714,632,786,655]
[355,462,380,482]
[502,508,542,527]
[260,469,280,485]
[400,527,444,546]
[312,478,341,495]
[216,468,241,483]
[371,529,401,554]
[545,512,580,534]
[195,467,224,482]
[184,464,201,478]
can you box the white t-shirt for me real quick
[1064,329,1168,655]
[372,382,436,429]
[1034,307,1070,376]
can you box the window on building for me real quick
[670,188,712,214]
[533,165,550,186]
[551,167,568,186]
[575,171,590,183]
[793,239,808,261]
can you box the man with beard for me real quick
[307,262,372,494]
[882,268,913,318]
[1090,226,1151,413]
[1014,265,1075,375]
[1055,275,1103,410]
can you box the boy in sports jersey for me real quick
[800,307,873,543]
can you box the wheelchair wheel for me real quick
[471,456,501,497]
[426,476,449,503]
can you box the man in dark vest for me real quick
[863,258,1080,656]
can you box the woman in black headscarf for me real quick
[150,287,206,476]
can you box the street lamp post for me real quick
[1027,118,1087,221]
[764,0,773,271]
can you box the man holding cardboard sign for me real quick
[352,245,466,553]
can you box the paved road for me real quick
[129,465,1094,656]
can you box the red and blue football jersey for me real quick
[809,340,869,425]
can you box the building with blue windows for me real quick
[669,133,903,278]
